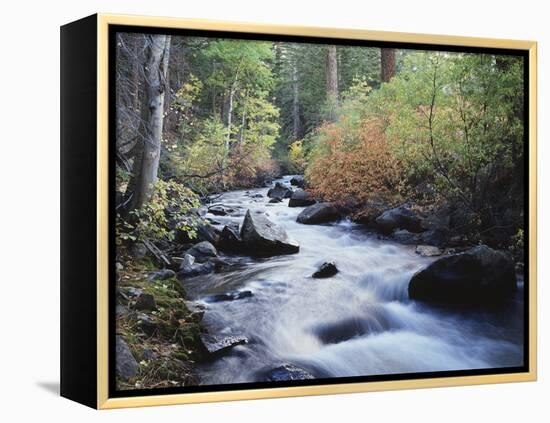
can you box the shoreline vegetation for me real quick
[115,34,525,389]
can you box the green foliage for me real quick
[367,51,524,211]
[116,180,201,244]
[287,140,307,173]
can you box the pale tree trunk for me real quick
[128,35,171,212]
[292,61,300,140]
[326,45,338,121]
[131,38,141,111]
[381,48,396,83]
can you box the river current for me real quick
[182,176,524,385]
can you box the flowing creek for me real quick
[183,176,524,385]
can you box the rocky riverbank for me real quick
[116,175,523,387]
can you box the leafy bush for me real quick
[116,179,201,245]
[306,117,404,208]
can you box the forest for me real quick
[114,33,525,390]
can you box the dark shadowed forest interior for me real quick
[114,32,526,391]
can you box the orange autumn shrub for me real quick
[306,117,404,209]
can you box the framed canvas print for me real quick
[60,14,537,409]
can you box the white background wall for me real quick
[0,0,546,421]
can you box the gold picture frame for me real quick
[61,13,537,409]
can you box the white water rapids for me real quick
[182,176,524,385]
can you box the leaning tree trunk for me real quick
[325,45,338,121]
[381,48,396,83]
[127,34,171,212]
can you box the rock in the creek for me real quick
[267,182,292,200]
[312,317,379,345]
[208,205,234,216]
[250,193,263,198]
[351,199,388,227]
[264,364,314,381]
[184,241,218,263]
[198,334,248,360]
[178,254,216,278]
[269,197,282,204]
[288,189,316,207]
[218,225,245,253]
[205,290,253,303]
[392,229,421,244]
[290,175,305,188]
[134,293,156,311]
[420,228,449,247]
[148,269,176,281]
[296,202,340,225]
[312,262,338,278]
[240,210,299,256]
[415,245,443,257]
[197,222,221,246]
[375,205,424,234]
[408,245,517,305]
[116,335,138,380]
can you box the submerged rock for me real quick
[269,197,282,204]
[267,182,292,200]
[264,364,314,381]
[296,202,340,225]
[375,205,424,234]
[408,245,517,305]
[312,317,379,345]
[198,334,248,360]
[288,189,316,207]
[185,241,218,263]
[116,336,138,380]
[312,262,338,278]
[241,210,299,256]
[208,205,234,216]
[205,290,253,302]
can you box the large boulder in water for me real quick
[288,189,316,207]
[375,204,424,234]
[408,245,517,305]
[267,182,292,200]
[240,210,299,256]
[296,202,340,225]
[184,241,218,263]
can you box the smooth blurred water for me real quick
[182,176,524,385]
